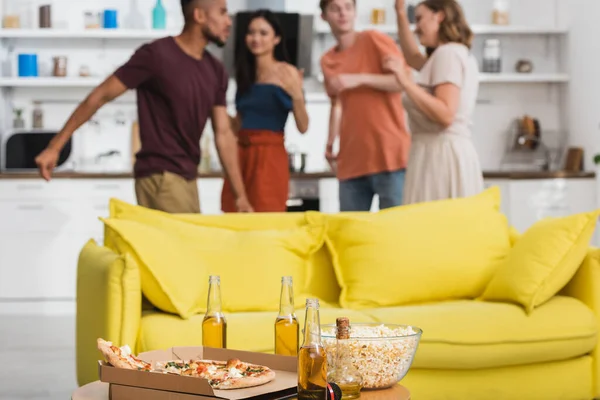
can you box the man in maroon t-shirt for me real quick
[35,0,252,213]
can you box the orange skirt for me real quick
[221,129,289,213]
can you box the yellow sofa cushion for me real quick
[316,187,511,309]
[137,307,377,354]
[480,210,600,313]
[403,357,592,400]
[76,240,141,385]
[107,198,341,305]
[102,215,326,319]
[364,296,597,370]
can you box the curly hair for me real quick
[419,0,473,49]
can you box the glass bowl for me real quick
[321,323,422,390]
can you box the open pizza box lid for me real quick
[98,346,298,400]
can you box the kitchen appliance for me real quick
[500,117,568,172]
[223,12,314,78]
[287,179,319,212]
[1,130,74,171]
[287,146,307,173]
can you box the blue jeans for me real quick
[339,169,406,212]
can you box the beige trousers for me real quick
[135,171,200,214]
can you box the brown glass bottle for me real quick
[202,275,227,348]
[298,298,327,400]
[329,317,363,399]
[275,276,299,356]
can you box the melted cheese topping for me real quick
[228,367,243,378]
[207,365,218,374]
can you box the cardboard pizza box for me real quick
[98,346,298,400]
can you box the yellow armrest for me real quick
[76,240,141,386]
[561,248,600,398]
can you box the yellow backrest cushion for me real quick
[101,213,326,319]
[315,187,511,309]
[107,199,341,304]
[480,210,600,313]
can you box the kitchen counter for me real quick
[0,170,595,180]
[0,171,337,180]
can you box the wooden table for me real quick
[72,381,410,400]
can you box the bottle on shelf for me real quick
[275,276,299,356]
[328,317,363,399]
[32,101,43,129]
[202,275,227,348]
[298,298,327,400]
[125,0,146,30]
[482,39,502,74]
[152,0,167,30]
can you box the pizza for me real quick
[154,358,276,389]
[97,338,276,390]
[97,338,152,371]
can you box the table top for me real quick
[72,381,410,400]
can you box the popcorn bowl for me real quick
[321,323,422,390]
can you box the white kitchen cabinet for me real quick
[484,179,511,219]
[508,179,597,235]
[0,179,135,301]
[319,178,339,213]
[0,232,88,299]
[198,178,224,215]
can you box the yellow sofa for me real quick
[76,189,600,400]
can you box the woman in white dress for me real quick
[383,0,484,204]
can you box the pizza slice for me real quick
[97,338,152,371]
[153,358,276,389]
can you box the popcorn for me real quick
[322,324,420,389]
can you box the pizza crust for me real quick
[97,338,135,370]
[213,368,276,389]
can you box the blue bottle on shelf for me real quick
[152,0,166,29]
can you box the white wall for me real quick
[0,0,597,174]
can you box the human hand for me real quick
[35,147,60,181]
[325,144,337,172]
[236,196,254,213]
[395,0,406,13]
[277,64,304,101]
[383,56,411,86]
[328,74,362,96]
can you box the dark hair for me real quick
[235,10,290,97]
[181,0,198,22]
[419,0,473,49]
[319,0,356,13]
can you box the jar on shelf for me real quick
[370,0,386,25]
[492,0,510,25]
[53,56,67,77]
[482,39,502,73]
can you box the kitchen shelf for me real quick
[0,77,103,87]
[0,29,178,39]
[478,73,570,83]
[0,74,570,89]
[314,23,568,35]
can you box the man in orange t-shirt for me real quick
[320,0,410,211]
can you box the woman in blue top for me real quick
[221,9,309,213]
